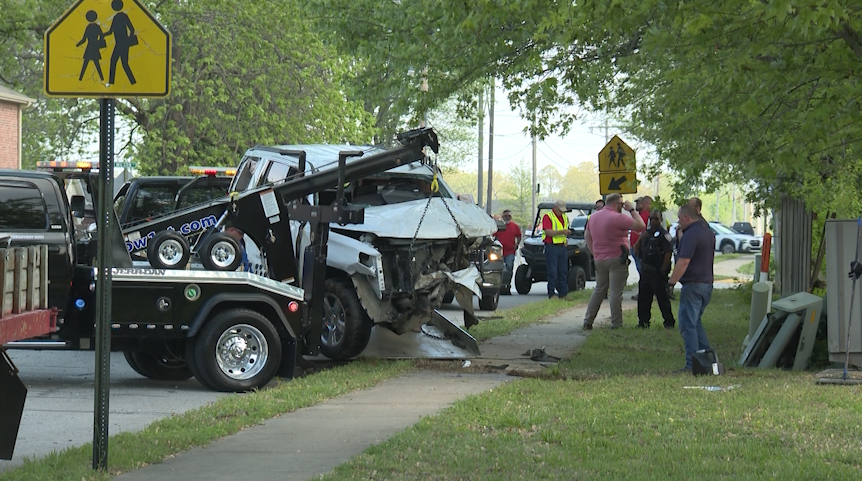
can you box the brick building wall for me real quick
[0,101,20,169]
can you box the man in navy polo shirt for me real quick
[667,202,715,373]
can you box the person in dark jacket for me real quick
[633,209,676,329]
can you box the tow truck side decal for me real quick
[124,215,218,252]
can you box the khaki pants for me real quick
[583,257,629,328]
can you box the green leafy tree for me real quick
[313,0,862,220]
[501,157,532,222]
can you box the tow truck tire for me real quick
[478,288,500,311]
[568,265,587,292]
[147,231,190,270]
[321,279,373,361]
[191,308,282,392]
[514,265,532,294]
[200,233,243,271]
[123,350,193,381]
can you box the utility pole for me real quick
[731,185,736,223]
[531,119,537,225]
[477,87,484,207]
[486,77,495,215]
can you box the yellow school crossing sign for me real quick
[598,135,638,195]
[44,0,171,97]
[598,135,636,172]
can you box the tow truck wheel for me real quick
[191,308,282,392]
[123,350,193,381]
[200,233,243,271]
[147,231,191,269]
[321,279,373,361]
[514,265,532,294]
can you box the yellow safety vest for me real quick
[541,212,567,244]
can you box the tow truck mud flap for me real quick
[356,310,480,359]
[0,350,27,460]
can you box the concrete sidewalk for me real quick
[117,292,638,481]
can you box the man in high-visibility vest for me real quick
[542,199,571,298]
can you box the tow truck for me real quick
[0,128,480,395]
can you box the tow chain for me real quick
[408,155,466,273]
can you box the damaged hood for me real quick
[335,198,497,239]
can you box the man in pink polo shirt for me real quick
[582,193,645,329]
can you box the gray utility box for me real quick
[825,220,862,368]
[739,292,822,370]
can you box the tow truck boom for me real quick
[121,128,440,283]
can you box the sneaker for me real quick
[673,367,692,374]
[637,322,650,329]
[610,324,622,330]
[663,322,675,330]
[582,323,593,331]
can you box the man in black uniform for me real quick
[633,209,676,329]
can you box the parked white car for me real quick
[669,221,762,254]
[709,222,762,254]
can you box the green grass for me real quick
[713,252,743,262]
[319,289,862,481]
[1,295,585,481]
[737,261,756,275]
[470,288,592,342]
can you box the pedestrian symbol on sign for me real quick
[104,0,138,86]
[76,10,105,81]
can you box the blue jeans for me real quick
[678,282,713,368]
[503,254,515,287]
[545,244,568,297]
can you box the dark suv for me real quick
[731,222,755,236]
[514,202,596,294]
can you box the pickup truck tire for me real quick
[200,233,243,271]
[147,231,190,269]
[321,279,373,360]
[568,265,587,291]
[123,350,193,381]
[190,308,282,392]
[478,288,499,311]
[515,265,532,294]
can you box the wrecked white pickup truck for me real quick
[231,144,498,360]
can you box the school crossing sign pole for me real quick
[598,135,638,195]
[43,0,171,471]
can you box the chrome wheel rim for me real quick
[215,324,268,380]
[157,239,185,267]
[210,240,237,269]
